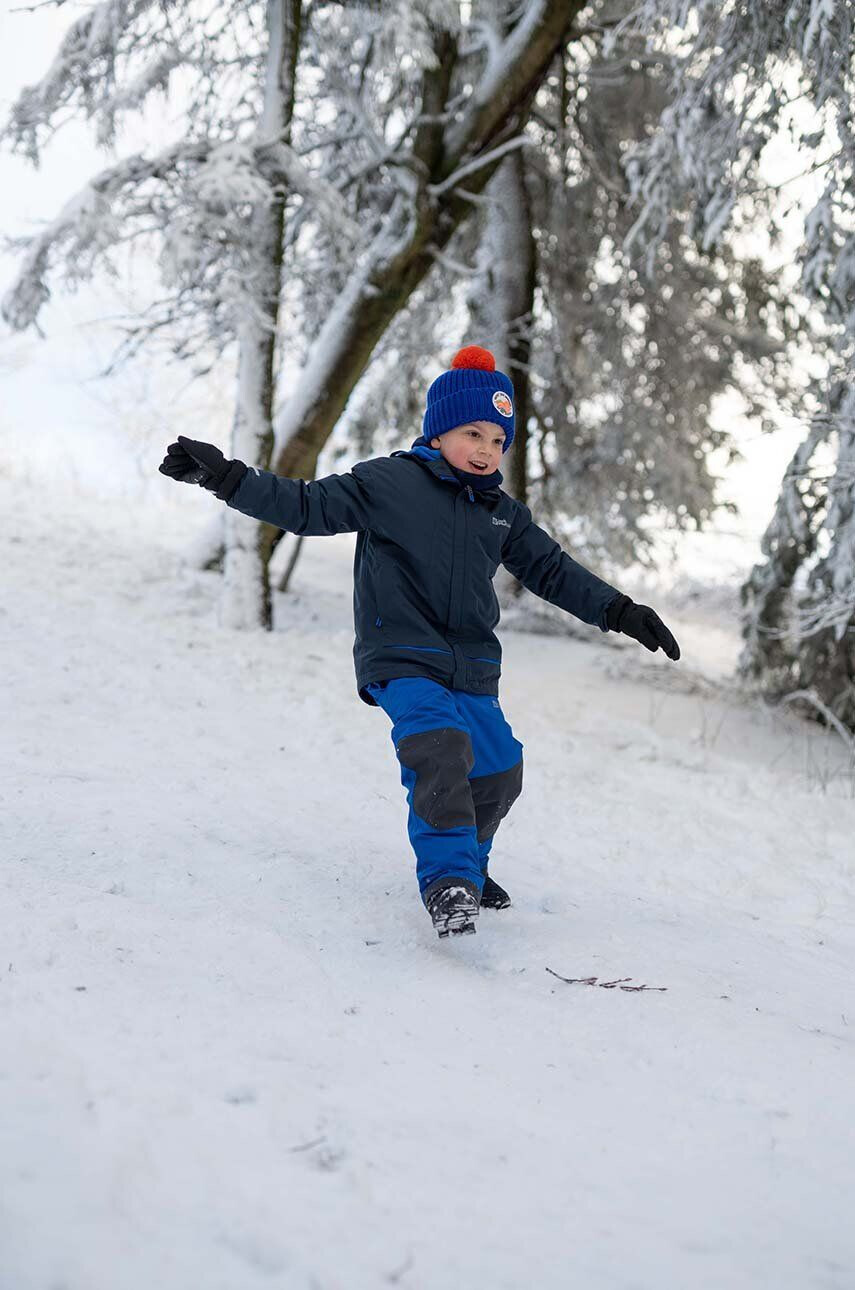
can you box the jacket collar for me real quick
[391,439,504,498]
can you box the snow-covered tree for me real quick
[346,1,820,573]
[1,0,348,627]
[2,0,589,627]
[596,0,855,729]
[522,18,817,571]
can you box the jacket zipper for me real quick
[437,474,477,633]
[449,485,472,635]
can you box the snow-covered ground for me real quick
[2,474,854,1290]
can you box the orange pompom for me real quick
[450,345,495,372]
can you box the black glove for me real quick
[158,435,248,502]
[606,593,681,661]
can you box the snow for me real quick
[2,473,855,1290]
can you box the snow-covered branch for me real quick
[442,0,576,165]
[1,141,211,330]
[427,132,533,197]
[255,139,361,244]
[779,689,855,751]
[4,0,164,160]
[93,47,186,146]
[1,124,368,335]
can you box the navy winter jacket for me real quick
[225,442,623,705]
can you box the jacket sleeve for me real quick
[224,460,377,535]
[501,501,622,632]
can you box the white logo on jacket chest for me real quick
[491,516,511,528]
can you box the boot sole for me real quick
[436,917,477,938]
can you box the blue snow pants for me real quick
[365,677,524,899]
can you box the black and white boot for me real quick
[480,874,511,910]
[423,878,480,938]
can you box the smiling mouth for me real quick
[469,461,489,471]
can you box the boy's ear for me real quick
[429,435,441,449]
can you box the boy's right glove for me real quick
[606,593,681,661]
[158,435,248,502]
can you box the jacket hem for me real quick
[357,664,501,706]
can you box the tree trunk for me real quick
[252,1,584,563]
[494,148,536,512]
[221,0,302,629]
[465,142,537,606]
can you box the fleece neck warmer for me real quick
[407,440,503,491]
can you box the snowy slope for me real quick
[2,475,854,1290]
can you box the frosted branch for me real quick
[4,0,163,159]
[93,47,185,145]
[427,133,533,197]
[1,141,210,330]
[257,140,362,244]
[779,689,855,752]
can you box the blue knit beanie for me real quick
[422,345,515,453]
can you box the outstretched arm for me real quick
[501,502,623,632]
[159,435,376,535]
[226,463,376,536]
[501,502,680,660]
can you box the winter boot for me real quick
[480,874,511,910]
[423,877,480,938]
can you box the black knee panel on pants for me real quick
[470,757,523,841]
[396,726,476,830]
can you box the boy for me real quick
[159,346,680,939]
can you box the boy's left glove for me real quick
[606,593,681,661]
[158,435,248,502]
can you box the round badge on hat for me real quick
[492,390,513,418]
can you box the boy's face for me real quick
[429,420,505,475]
